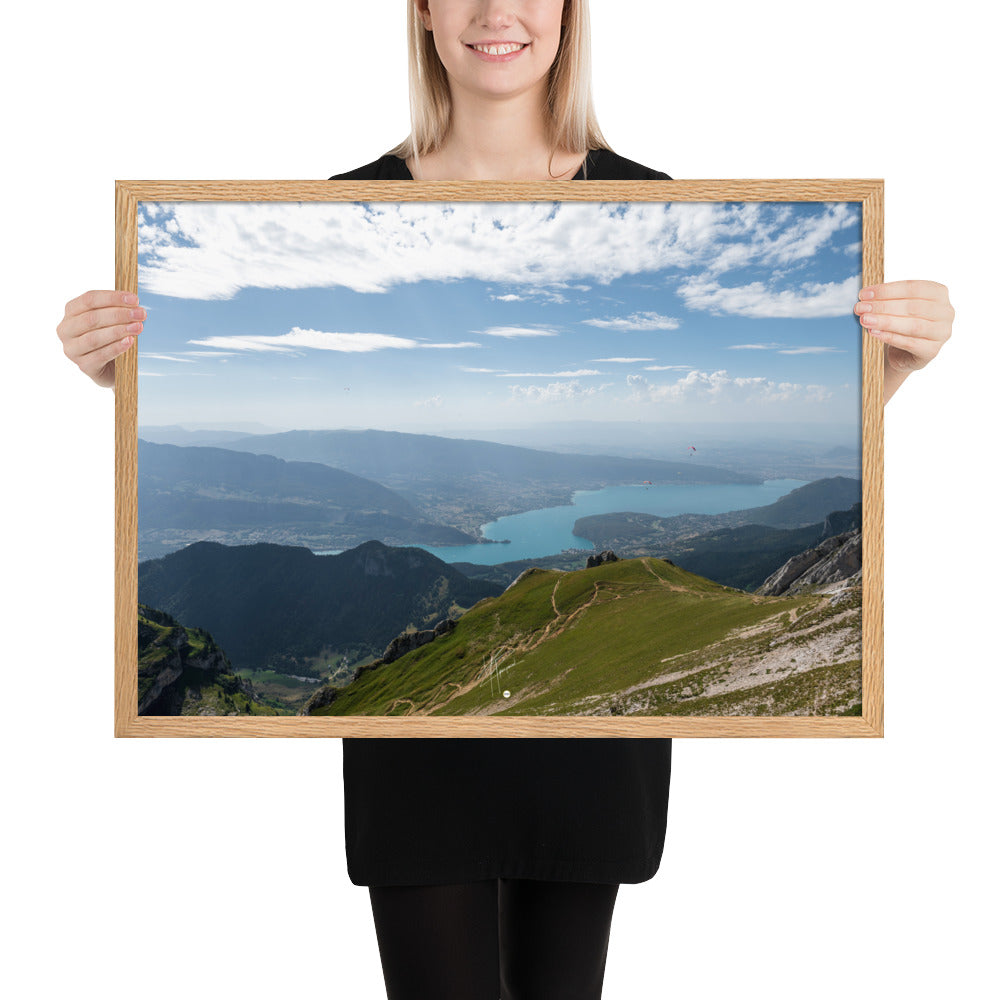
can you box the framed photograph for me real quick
[115,179,883,738]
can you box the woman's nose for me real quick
[476,0,516,30]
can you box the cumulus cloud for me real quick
[627,369,833,405]
[678,275,861,318]
[582,311,680,331]
[138,200,861,301]
[508,380,610,403]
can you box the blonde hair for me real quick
[388,0,611,174]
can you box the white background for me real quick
[5,1,996,997]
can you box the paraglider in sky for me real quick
[687,445,697,457]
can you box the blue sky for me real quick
[137,200,863,432]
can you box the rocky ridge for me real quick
[757,528,861,596]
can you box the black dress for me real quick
[331,148,673,887]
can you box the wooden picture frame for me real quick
[115,180,883,738]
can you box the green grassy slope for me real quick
[138,604,283,716]
[310,557,861,717]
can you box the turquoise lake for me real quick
[417,478,809,565]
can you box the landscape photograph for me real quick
[134,195,865,719]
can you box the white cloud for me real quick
[141,353,196,363]
[582,311,680,331]
[189,327,422,354]
[508,380,610,403]
[498,369,602,378]
[643,364,693,371]
[138,201,862,301]
[490,288,570,305]
[590,357,656,363]
[728,343,841,354]
[187,329,484,355]
[479,326,559,339]
[415,395,443,408]
[461,367,504,373]
[678,274,861,318]
[627,369,833,405]
[777,346,842,355]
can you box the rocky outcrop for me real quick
[819,502,862,540]
[586,550,619,568]
[381,618,457,664]
[301,615,463,713]
[137,604,254,715]
[346,618,458,684]
[757,529,861,596]
[301,685,340,714]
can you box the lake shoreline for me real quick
[414,478,810,567]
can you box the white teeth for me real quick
[472,43,526,55]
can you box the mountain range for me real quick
[453,479,862,592]
[138,539,503,678]
[138,439,476,560]
[201,428,762,535]
[573,476,861,550]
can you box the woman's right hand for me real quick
[57,290,145,389]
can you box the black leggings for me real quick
[368,878,620,1000]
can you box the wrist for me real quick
[883,355,910,405]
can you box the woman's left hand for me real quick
[854,280,954,403]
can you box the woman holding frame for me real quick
[56,2,953,997]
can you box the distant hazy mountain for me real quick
[223,428,760,485]
[138,540,503,675]
[138,440,476,560]
[212,428,761,536]
[139,423,285,445]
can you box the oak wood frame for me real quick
[115,179,884,738]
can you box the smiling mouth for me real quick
[467,42,529,56]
